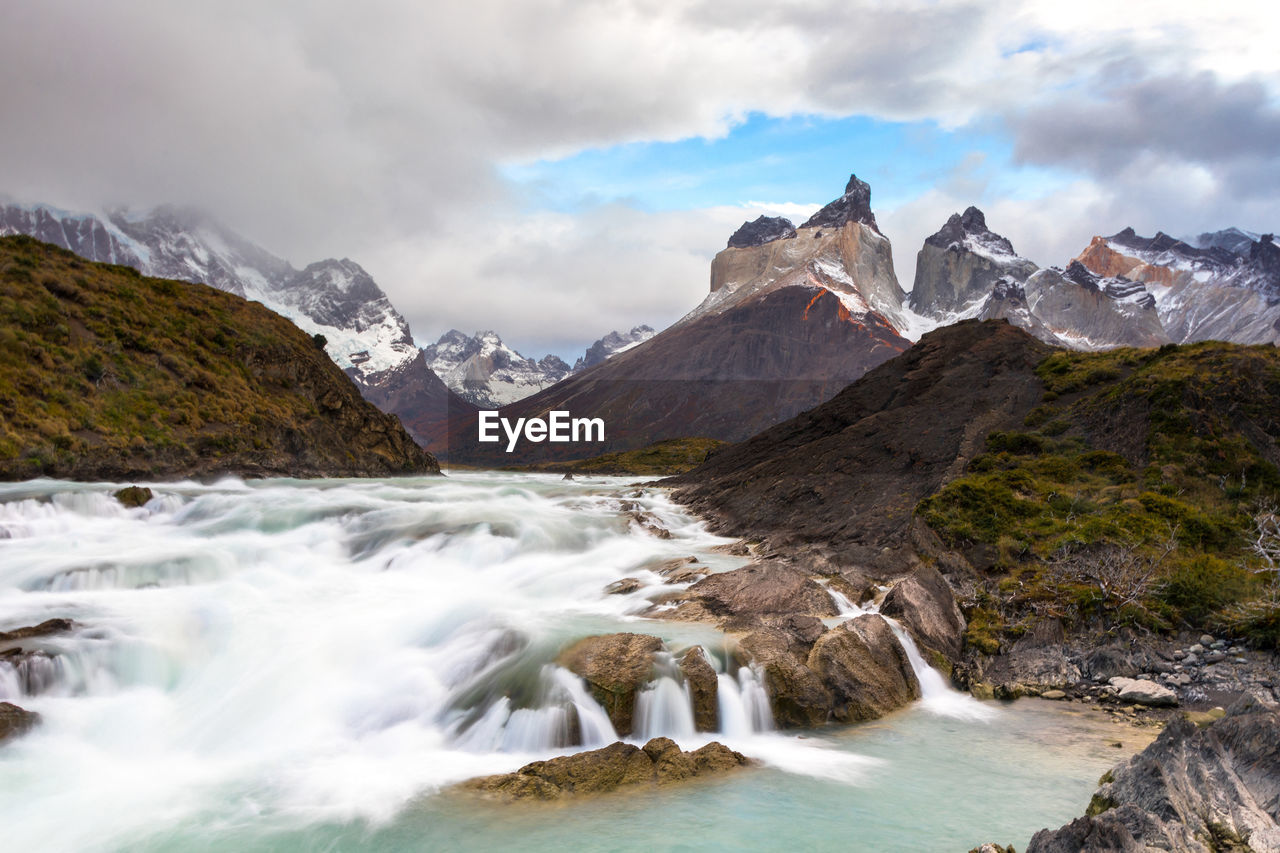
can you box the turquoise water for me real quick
[0,474,1149,852]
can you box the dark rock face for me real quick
[460,738,751,801]
[1027,697,1280,852]
[1063,260,1104,292]
[671,320,1052,575]
[800,174,880,234]
[880,565,966,663]
[555,633,662,736]
[923,206,1015,255]
[727,216,798,249]
[0,702,40,745]
[806,615,920,723]
[679,647,720,733]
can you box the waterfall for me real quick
[884,618,996,721]
[634,676,696,740]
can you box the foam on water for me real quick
[0,474,881,852]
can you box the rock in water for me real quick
[738,620,833,728]
[0,702,40,744]
[113,486,153,508]
[459,738,751,801]
[555,633,662,736]
[684,562,837,622]
[678,647,719,733]
[806,614,921,722]
[1027,696,1280,852]
[880,564,966,664]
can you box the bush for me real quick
[1158,555,1256,624]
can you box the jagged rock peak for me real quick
[726,215,797,249]
[1062,260,1102,291]
[799,174,880,233]
[924,205,1016,255]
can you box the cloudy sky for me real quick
[3,1,1278,359]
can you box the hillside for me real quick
[0,236,438,480]
[672,319,1280,643]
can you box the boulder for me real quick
[686,562,837,622]
[642,736,697,785]
[0,618,74,646]
[738,628,831,728]
[603,578,642,595]
[806,614,921,723]
[460,738,751,801]
[975,619,1081,697]
[879,565,965,662]
[1027,697,1280,852]
[112,485,153,508]
[0,702,40,745]
[678,647,719,733]
[556,633,662,735]
[1109,677,1178,707]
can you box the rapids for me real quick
[0,473,1150,852]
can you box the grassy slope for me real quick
[0,235,435,479]
[917,342,1280,647]
[513,437,728,476]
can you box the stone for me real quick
[458,738,750,801]
[1027,697,1280,852]
[112,485,153,508]
[805,614,921,723]
[1183,653,1200,666]
[738,628,831,728]
[678,646,719,733]
[0,618,74,646]
[0,702,40,744]
[685,562,837,622]
[642,736,697,785]
[1189,643,1204,654]
[1199,634,1215,645]
[1108,677,1178,707]
[603,578,642,595]
[556,633,662,736]
[1041,689,1067,700]
[879,564,966,663]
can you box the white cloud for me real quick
[1,1,1277,355]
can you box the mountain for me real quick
[909,208,1169,350]
[0,235,436,480]
[908,206,1038,318]
[423,329,572,408]
[1073,227,1280,345]
[669,320,1052,574]
[572,325,656,370]
[0,200,471,452]
[671,316,1280,640]
[446,174,913,464]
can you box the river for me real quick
[0,473,1151,851]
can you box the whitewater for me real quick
[0,473,1150,852]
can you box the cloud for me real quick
[1,0,1278,355]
